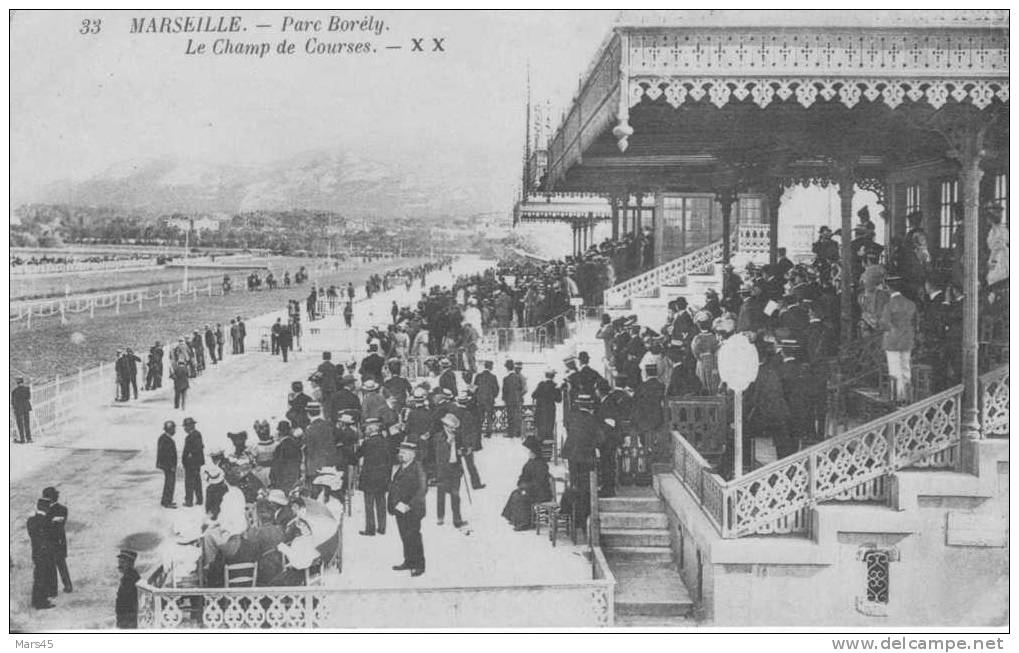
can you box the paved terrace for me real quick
[8,256,593,631]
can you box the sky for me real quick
[10,10,616,208]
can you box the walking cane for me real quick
[460,454,473,505]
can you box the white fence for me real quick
[9,258,158,276]
[10,283,224,330]
[9,362,113,441]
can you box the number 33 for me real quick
[80,18,101,34]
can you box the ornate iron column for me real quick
[939,117,991,438]
[635,194,644,232]
[832,159,859,344]
[766,184,783,265]
[715,189,737,263]
[610,194,620,240]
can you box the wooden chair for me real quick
[224,562,258,588]
[549,483,577,547]
[531,474,560,536]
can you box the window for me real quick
[661,195,715,261]
[738,197,763,224]
[938,180,958,248]
[993,173,1008,227]
[905,184,921,215]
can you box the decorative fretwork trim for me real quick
[629,77,1008,110]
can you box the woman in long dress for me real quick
[501,438,553,531]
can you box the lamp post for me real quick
[717,333,759,479]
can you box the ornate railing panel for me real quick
[722,386,962,537]
[671,431,726,530]
[668,396,729,456]
[979,366,1009,437]
[137,556,615,628]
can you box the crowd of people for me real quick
[108,317,250,408]
[591,202,1009,477]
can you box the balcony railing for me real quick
[979,365,1009,437]
[672,384,967,538]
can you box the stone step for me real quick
[603,546,674,564]
[599,496,663,513]
[614,614,699,628]
[601,528,671,548]
[614,573,694,618]
[600,511,668,530]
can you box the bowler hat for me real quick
[399,440,418,451]
[118,549,138,563]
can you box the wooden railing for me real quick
[979,365,1009,437]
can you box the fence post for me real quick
[207,284,212,297]
[59,301,66,324]
[158,292,163,307]
[27,306,31,329]
[177,290,181,304]
[139,293,144,311]
[55,376,62,424]
[193,286,197,301]
[885,421,896,471]
[90,299,95,318]
[115,294,121,315]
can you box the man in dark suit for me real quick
[669,299,697,346]
[27,498,57,609]
[389,441,427,576]
[438,358,458,396]
[236,317,247,353]
[531,370,561,443]
[11,377,32,443]
[451,393,485,490]
[501,360,524,438]
[355,418,391,536]
[156,420,178,508]
[271,318,283,355]
[169,361,189,410]
[571,351,603,396]
[145,343,164,391]
[42,487,72,593]
[303,404,338,482]
[473,360,499,437]
[631,364,667,468]
[596,377,633,498]
[433,413,468,528]
[181,417,204,507]
[316,352,339,421]
[204,326,218,365]
[277,323,293,362]
[775,247,794,278]
[562,394,602,493]
[358,344,385,383]
[115,550,140,628]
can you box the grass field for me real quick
[10,257,431,383]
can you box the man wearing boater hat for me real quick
[389,440,427,576]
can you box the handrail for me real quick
[604,239,723,307]
[588,464,600,548]
[721,384,964,537]
[602,223,772,308]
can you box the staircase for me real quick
[599,487,695,627]
[604,224,771,317]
